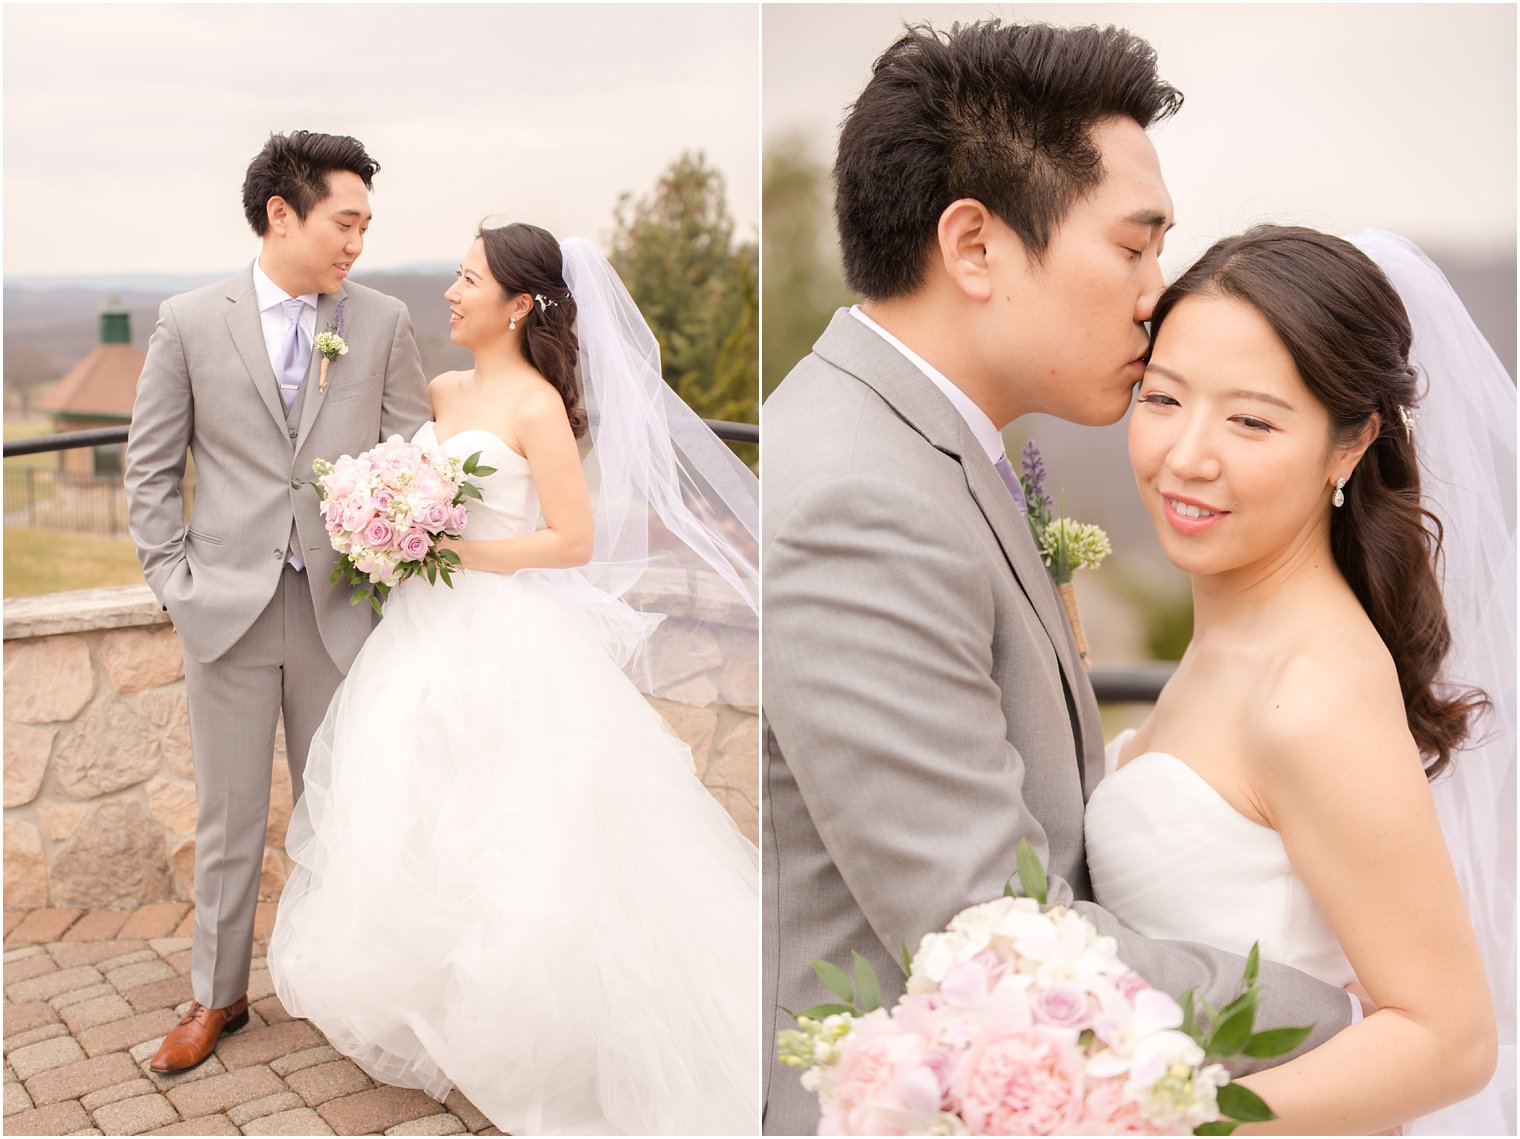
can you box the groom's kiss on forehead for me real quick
[836,24,1179,432]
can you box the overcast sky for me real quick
[763,3,1516,274]
[3,4,759,278]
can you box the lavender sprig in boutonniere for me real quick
[314,299,347,394]
[1018,440,1112,669]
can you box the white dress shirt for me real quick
[252,258,318,376]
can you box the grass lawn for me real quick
[4,527,145,598]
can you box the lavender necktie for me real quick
[993,454,1028,518]
[278,297,310,412]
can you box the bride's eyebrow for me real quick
[1147,365,1296,412]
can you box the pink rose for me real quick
[322,500,343,527]
[1034,983,1094,1030]
[373,488,396,511]
[398,528,430,561]
[362,518,394,548]
[451,505,469,532]
[419,501,451,531]
[1072,1077,1174,1135]
[951,1024,1084,1135]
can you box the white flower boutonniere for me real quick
[314,324,348,394]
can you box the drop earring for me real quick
[1332,476,1346,508]
[509,317,517,331]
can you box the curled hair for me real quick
[834,20,1183,299]
[1150,225,1487,777]
[477,221,586,439]
[242,130,380,236]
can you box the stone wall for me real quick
[4,585,758,912]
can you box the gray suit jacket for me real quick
[125,266,431,669]
[761,311,1351,1134]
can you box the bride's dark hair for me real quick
[477,221,587,439]
[1149,224,1487,778]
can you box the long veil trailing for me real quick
[522,235,758,710]
[1351,230,1517,1136]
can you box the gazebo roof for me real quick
[36,342,145,420]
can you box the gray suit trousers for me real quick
[183,564,341,1008]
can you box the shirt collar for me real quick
[849,305,1005,464]
[252,258,318,314]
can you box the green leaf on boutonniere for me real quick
[812,959,854,1004]
[1216,1082,1275,1123]
[1243,1024,1313,1058]
[853,951,881,1013]
[1015,837,1048,906]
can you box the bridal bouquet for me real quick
[312,435,493,614]
[778,842,1307,1135]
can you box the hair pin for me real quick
[534,293,558,314]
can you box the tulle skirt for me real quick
[268,568,760,1135]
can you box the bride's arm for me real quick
[1237,654,1496,1134]
[436,395,593,572]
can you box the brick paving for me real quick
[4,906,503,1136]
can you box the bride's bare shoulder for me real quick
[1247,620,1424,806]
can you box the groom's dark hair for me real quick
[242,130,381,236]
[834,21,1182,299]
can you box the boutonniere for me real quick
[1018,440,1112,669]
[314,300,347,394]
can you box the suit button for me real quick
[289,428,298,440]
[273,549,282,559]
[290,478,302,489]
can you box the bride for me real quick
[1086,226,1512,1133]
[267,221,760,1135]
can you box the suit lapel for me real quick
[224,270,287,436]
[295,286,348,450]
[815,310,1091,765]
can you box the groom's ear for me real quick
[265,195,293,238]
[936,198,1001,303]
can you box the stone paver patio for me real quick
[4,905,502,1136]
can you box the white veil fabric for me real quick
[1350,231,1517,1135]
[522,236,758,709]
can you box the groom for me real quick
[125,130,431,1072]
[762,22,1356,1133]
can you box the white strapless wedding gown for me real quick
[268,423,760,1136]
[1084,729,1353,988]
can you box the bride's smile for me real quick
[1129,291,1364,582]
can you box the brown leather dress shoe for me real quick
[147,995,250,1073]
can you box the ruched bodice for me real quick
[1085,729,1354,987]
[413,422,541,541]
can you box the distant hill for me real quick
[3,265,472,387]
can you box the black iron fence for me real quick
[3,421,1170,703]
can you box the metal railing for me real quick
[3,418,758,458]
[4,423,1172,704]
[1088,662,1172,704]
